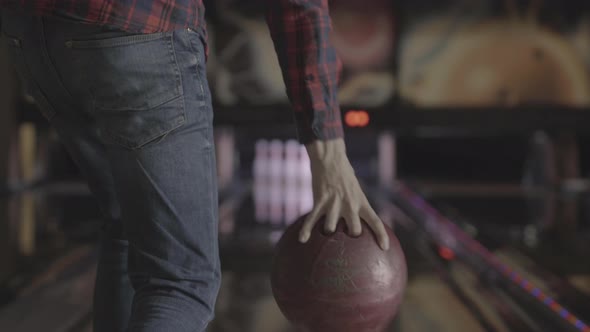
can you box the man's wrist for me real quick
[305,138,348,167]
[294,111,345,146]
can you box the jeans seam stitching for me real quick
[40,17,77,104]
[3,34,57,121]
[188,30,206,105]
[101,96,186,150]
[65,32,168,48]
[170,32,184,104]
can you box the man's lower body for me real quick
[1,12,221,332]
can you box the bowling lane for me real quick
[3,134,588,332]
[209,136,583,332]
[10,178,577,332]
[386,183,590,332]
[208,177,552,332]
[0,183,99,331]
[420,188,590,320]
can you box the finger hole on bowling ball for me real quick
[347,223,363,238]
[349,228,362,238]
[319,226,336,237]
[317,218,340,237]
[318,221,363,238]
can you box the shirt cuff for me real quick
[294,109,344,145]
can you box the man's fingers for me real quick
[324,199,340,234]
[300,202,326,243]
[362,207,390,251]
[346,209,362,237]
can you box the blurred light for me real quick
[464,224,478,237]
[438,246,455,261]
[345,110,370,127]
[523,225,538,248]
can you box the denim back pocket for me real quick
[66,32,186,149]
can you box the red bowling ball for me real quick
[271,216,407,332]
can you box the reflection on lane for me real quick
[391,184,590,332]
[212,180,587,332]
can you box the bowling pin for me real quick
[284,140,300,224]
[284,140,299,187]
[269,140,284,225]
[215,127,235,191]
[253,139,269,180]
[296,145,314,217]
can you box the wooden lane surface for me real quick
[0,246,95,332]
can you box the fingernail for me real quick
[299,234,308,243]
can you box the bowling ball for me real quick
[271,215,407,332]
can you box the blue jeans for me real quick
[1,12,221,332]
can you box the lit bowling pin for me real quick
[297,145,314,218]
[215,128,235,191]
[284,140,300,224]
[253,140,270,222]
[269,140,284,225]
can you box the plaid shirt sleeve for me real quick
[265,0,344,144]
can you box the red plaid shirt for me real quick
[0,0,343,143]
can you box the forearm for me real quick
[264,0,344,144]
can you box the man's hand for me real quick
[299,138,390,251]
